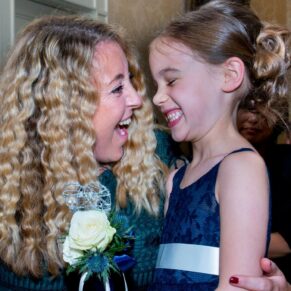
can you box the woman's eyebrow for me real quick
[108,73,124,85]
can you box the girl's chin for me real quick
[171,132,186,143]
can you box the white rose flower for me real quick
[68,210,116,252]
[63,236,83,264]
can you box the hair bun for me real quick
[254,24,290,79]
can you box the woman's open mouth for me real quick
[116,117,132,137]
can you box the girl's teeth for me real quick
[166,111,182,122]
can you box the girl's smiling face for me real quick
[92,41,142,163]
[149,38,225,143]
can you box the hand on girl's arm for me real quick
[229,258,291,291]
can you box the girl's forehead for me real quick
[150,37,194,58]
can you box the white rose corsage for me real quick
[62,182,135,290]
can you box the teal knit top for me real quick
[0,130,179,291]
[100,130,179,291]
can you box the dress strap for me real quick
[224,147,254,157]
[214,147,255,176]
[172,164,187,188]
[171,148,254,194]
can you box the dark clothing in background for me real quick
[266,144,291,282]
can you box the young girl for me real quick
[148,0,290,290]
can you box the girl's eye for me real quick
[167,79,176,86]
[129,72,134,80]
[111,85,124,94]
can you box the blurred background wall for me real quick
[108,0,291,121]
[252,0,287,25]
[0,0,290,120]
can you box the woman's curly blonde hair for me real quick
[0,15,166,278]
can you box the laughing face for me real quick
[149,38,225,143]
[92,41,142,163]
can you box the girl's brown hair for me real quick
[156,0,290,130]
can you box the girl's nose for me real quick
[153,90,169,106]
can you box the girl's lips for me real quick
[164,109,183,128]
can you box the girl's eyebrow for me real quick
[159,67,180,76]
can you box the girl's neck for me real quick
[189,125,251,167]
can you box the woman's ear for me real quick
[222,57,245,93]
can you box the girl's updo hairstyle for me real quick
[158,0,290,129]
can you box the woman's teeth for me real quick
[117,118,131,137]
[119,118,131,127]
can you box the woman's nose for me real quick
[127,84,142,109]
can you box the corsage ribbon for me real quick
[114,254,136,272]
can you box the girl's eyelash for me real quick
[111,85,124,94]
[167,79,176,86]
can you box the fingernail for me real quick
[229,276,239,284]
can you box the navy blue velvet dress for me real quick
[150,148,270,291]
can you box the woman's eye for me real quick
[129,72,134,80]
[111,85,124,94]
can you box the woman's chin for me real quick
[95,147,124,164]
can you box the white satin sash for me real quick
[156,243,219,275]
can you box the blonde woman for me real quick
[0,15,168,290]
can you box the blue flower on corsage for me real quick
[62,181,136,288]
[87,253,109,273]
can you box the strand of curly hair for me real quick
[113,45,168,216]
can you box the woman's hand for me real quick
[229,258,290,291]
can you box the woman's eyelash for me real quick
[111,85,124,94]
